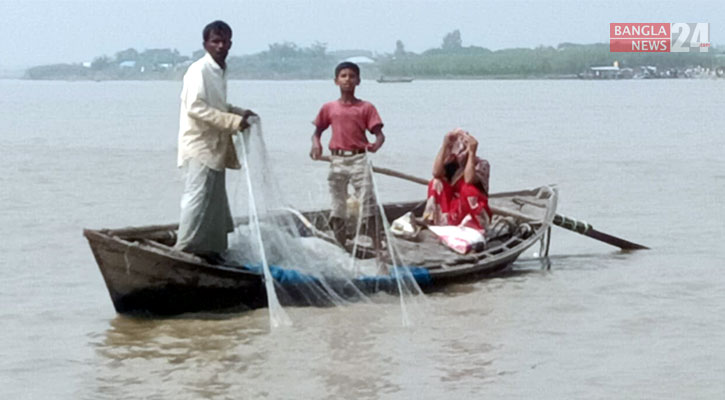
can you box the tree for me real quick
[394,40,406,57]
[442,29,462,50]
[91,55,112,70]
[139,48,185,66]
[307,41,327,57]
[115,48,138,62]
[192,49,206,60]
[267,42,299,59]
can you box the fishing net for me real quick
[224,119,426,327]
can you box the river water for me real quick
[1,78,723,399]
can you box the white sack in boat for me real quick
[427,215,485,254]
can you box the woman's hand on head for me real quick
[444,130,461,144]
[465,134,478,154]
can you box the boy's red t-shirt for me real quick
[313,100,383,151]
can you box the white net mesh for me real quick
[225,120,426,326]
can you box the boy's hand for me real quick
[367,129,385,153]
[309,142,323,160]
[366,141,382,153]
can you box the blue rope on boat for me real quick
[356,266,432,287]
[243,264,432,288]
[243,265,319,285]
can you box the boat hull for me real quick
[84,186,557,315]
[85,229,265,315]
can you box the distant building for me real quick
[589,66,620,79]
[119,61,136,68]
[635,66,658,79]
[581,61,633,79]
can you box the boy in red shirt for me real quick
[309,62,386,246]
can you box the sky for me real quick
[0,0,722,68]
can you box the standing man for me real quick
[175,20,256,264]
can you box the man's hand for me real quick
[310,142,323,160]
[239,109,258,131]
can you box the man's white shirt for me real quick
[178,52,244,171]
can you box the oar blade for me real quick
[584,228,649,250]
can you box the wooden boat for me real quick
[376,76,414,83]
[84,186,557,315]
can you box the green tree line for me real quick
[24,30,722,80]
[380,30,720,78]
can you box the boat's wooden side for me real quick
[84,229,264,315]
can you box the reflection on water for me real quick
[90,301,485,399]
[90,313,268,399]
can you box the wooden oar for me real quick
[317,156,649,250]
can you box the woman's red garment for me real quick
[423,178,492,230]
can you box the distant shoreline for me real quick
[12,73,724,82]
[0,70,24,79]
[21,40,722,82]
[5,75,582,82]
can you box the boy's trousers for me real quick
[327,153,376,220]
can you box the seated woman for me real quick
[422,128,492,231]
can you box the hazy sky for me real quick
[1,0,722,67]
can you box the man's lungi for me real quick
[175,158,234,255]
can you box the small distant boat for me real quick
[376,76,414,83]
